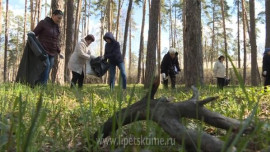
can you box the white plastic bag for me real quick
[86,56,97,76]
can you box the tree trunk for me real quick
[184,0,204,87]
[237,0,241,69]
[157,7,161,82]
[100,11,105,56]
[65,0,74,82]
[182,0,186,80]
[173,2,177,48]
[266,0,270,48]
[128,19,132,80]
[74,0,82,48]
[241,0,247,84]
[220,0,228,76]
[169,0,173,47]
[23,0,27,47]
[211,4,216,69]
[50,0,65,85]
[106,0,112,32]
[122,0,133,60]
[116,0,122,41]
[45,0,47,16]
[137,0,146,84]
[4,0,9,82]
[30,0,34,30]
[84,0,87,36]
[144,0,161,88]
[38,0,42,22]
[249,0,259,86]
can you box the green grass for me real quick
[0,82,269,151]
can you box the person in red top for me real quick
[33,10,64,85]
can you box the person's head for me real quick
[103,32,115,43]
[265,48,270,56]
[51,10,63,25]
[84,34,95,46]
[168,48,177,59]
[105,38,112,43]
[218,56,225,62]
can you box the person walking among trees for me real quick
[161,48,181,89]
[103,32,127,91]
[262,48,270,92]
[68,34,95,88]
[33,10,64,85]
[213,55,226,90]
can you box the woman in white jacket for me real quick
[68,34,95,88]
[213,56,226,89]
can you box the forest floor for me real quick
[0,83,269,152]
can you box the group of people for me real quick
[32,10,127,90]
[31,9,270,91]
[213,49,270,91]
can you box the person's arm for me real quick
[263,56,267,71]
[161,56,167,74]
[77,42,90,60]
[175,58,181,72]
[33,20,45,36]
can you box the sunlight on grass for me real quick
[0,82,269,151]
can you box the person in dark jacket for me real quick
[103,32,126,90]
[262,48,270,92]
[161,48,181,89]
[33,10,64,85]
[16,32,48,87]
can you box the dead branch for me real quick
[92,80,253,152]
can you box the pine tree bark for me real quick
[65,0,74,82]
[241,0,247,84]
[184,0,204,87]
[30,0,35,30]
[144,0,161,88]
[211,4,216,69]
[45,0,47,16]
[122,0,133,60]
[249,0,259,86]
[37,0,42,22]
[106,0,112,32]
[169,0,173,47]
[237,0,241,69]
[116,0,122,41]
[4,0,9,82]
[137,0,146,84]
[23,0,27,47]
[266,0,270,48]
[74,0,82,48]
[128,19,132,80]
[157,7,161,82]
[182,0,186,80]
[50,0,65,85]
[220,0,228,76]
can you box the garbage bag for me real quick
[90,56,110,77]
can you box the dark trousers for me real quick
[71,71,84,88]
[163,73,176,89]
[217,77,225,90]
[264,76,270,92]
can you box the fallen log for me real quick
[92,80,253,152]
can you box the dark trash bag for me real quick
[90,57,110,77]
[224,78,230,86]
[16,32,48,87]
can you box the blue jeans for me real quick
[109,62,127,90]
[39,55,54,85]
